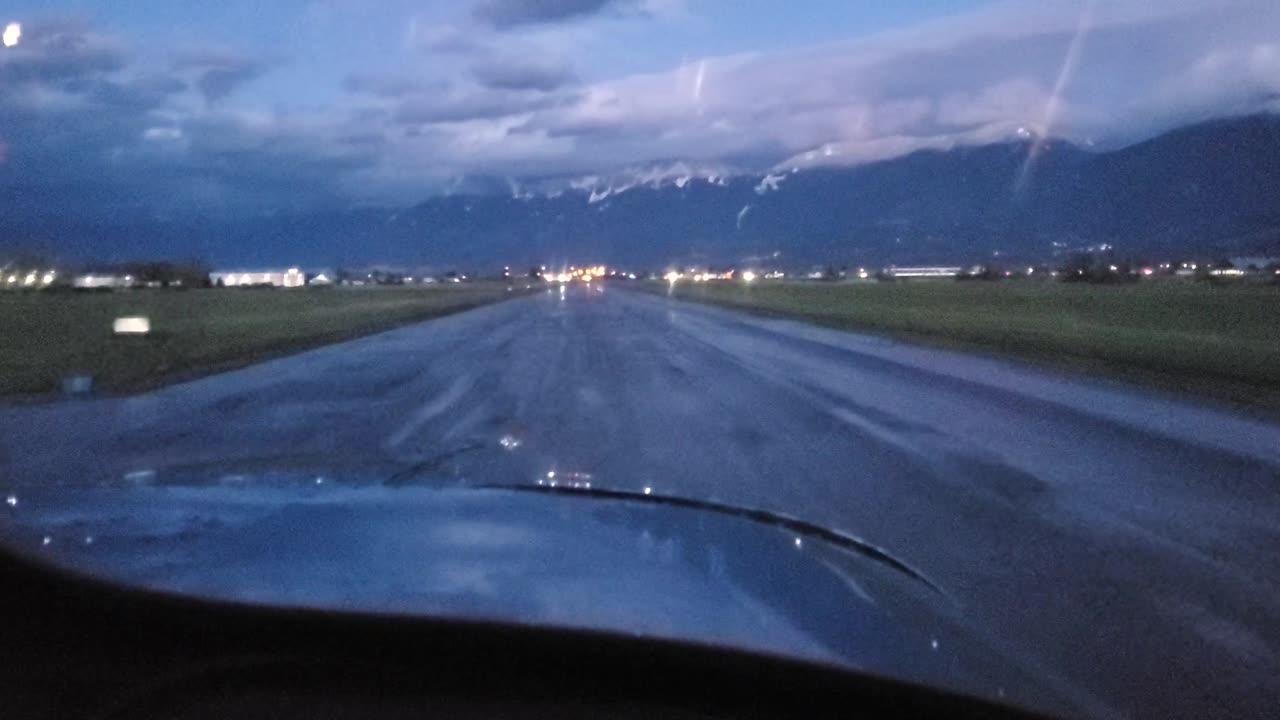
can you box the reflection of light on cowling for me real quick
[3,22,20,48]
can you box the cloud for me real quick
[0,20,366,224]
[342,71,435,98]
[0,18,126,86]
[1144,42,1280,125]
[515,0,1280,174]
[173,49,272,104]
[472,0,636,29]
[6,0,1280,229]
[395,88,575,124]
[471,56,575,91]
[408,21,480,54]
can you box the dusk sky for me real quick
[3,0,1280,222]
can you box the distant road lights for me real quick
[3,22,20,48]
[664,271,681,284]
[741,270,757,283]
[41,271,54,285]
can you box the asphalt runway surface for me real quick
[3,284,1279,718]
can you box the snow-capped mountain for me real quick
[17,114,1280,269]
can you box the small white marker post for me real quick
[112,316,151,336]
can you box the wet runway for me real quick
[3,283,1279,719]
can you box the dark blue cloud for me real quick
[394,88,574,124]
[0,22,367,228]
[471,56,575,91]
[472,0,636,29]
[172,50,273,104]
[342,71,436,98]
[0,19,125,86]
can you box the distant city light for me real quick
[741,270,757,283]
[3,22,20,48]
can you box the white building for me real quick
[1230,257,1280,271]
[881,266,962,279]
[73,273,132,289]
[210,268,306,288]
